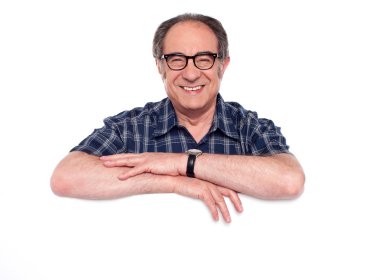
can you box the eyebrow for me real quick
[164,51,217,56]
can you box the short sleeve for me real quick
[245,116,289,155]
[70,117,125,156]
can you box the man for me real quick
[51,13,305,223]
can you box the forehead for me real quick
[163,21,218,54]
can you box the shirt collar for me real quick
[210,94,240,140]
[152,98,180,138]
[152,94,240,140]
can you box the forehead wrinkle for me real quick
[162,21,218,55]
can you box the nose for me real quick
[181,58,201,81]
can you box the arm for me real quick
[101,152,305,199]
[51,151,174,199]
[51,151,243,222]
[192,153,305,199]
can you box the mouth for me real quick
[180,85,204,94]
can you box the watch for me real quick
[186,149,203,178]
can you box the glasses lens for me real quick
[195,54,215,70]
[167,55,187,70]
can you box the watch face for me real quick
[187,149,203,156]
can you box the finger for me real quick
[102,157,140,168]
[200,192,219,222]
[100,153,144,162]
[100,153,130,160]
[103,160,129,167]
[218,187,243,212]
[118,166,147,180]
[210,188,231,223]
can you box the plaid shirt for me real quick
[71,94,289,156]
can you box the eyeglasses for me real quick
[161,52,219,71]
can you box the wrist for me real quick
[177,153,188,176]
[184,149,203,178]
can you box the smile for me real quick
[181,85,203,91]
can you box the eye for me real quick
[196,55,213,63]
[168,55,186,63]
[195,54,214,68]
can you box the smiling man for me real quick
[51,13,305,223]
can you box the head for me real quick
[152,13,230,116]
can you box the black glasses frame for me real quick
[161,52,219,71]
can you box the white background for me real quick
[1,0,379,279]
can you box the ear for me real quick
[218,56,230,78]
[221,56,230,74]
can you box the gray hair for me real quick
[152,13,229,60]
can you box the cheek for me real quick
[161,69,167,80]
[164,72,181,87]
[161,72,177,93]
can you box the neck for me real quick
[175,104,216,143]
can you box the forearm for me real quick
[51,152,175,199]
[190,153,305,199]
[52,152,244,222]
[99,151,304,200]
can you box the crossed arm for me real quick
[101,152,305,199]
[51,151,304,222]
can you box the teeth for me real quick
[183,86,202,91]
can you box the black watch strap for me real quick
[186,154,196,178]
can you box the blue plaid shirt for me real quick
[71,94,289,156]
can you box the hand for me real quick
[101,153,244,222]
[101,153,185,179]
[175,177,243,223]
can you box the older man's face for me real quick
[157,21,229,117]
